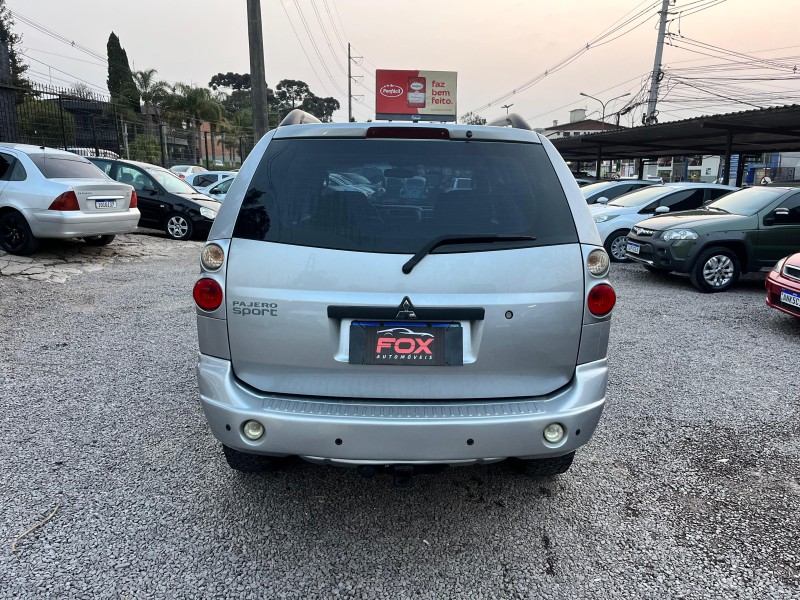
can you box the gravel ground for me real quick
[1,232,799,599]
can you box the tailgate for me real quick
[225,239,584,400]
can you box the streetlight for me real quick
[501,103,514,115]
[579,92,630,131]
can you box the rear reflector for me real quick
[193,278,223,311]
[366,127,450,140]
[129,190,138,209]
[48,191,80,211]
[587,284,616,317]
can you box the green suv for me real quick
[625,186,800,292]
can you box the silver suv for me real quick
[193,111,615,480]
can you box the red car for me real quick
[766,253,800,318]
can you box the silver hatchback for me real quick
[193,111,616,479]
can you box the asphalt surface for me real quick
[1,232,799,599]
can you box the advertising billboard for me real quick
[375,70,457,122]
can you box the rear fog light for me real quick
[587,284,616,317]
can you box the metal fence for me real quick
[0,82,255,169]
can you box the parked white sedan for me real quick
[0,144,139,255]
[590,183,737,261]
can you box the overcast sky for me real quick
[9,0,800,128]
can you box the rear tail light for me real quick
[129,190,138,209]
[193,278,223,311]
[587,284,616,317]
[48,191,80,211]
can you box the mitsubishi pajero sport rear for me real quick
[194,111,615,479]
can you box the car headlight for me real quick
[662,229,698,241]
[593,214,618,223]
[199,207,217,220]
[772,257,788,273]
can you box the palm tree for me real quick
[164,84,224,165]
[132,68,169,122]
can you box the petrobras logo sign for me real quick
[379,84,404,98]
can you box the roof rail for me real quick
[487,113,532,131]
[279,109,322,126]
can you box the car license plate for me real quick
[349,321,462,366]
[626,241,640,255]
[780,289,800,308]
[95,201,117,209]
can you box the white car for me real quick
[170,165,206,179]
[590,183,737,261]
[200,176,235,202]
[184,171,236,189]
[0,144,139,256]
[580,179,657,205]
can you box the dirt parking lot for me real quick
[0,232,798,599]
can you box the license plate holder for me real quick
[349,321,463,366]
[780,289,800,308]
[626,241,640,255]
[95,201,117,209]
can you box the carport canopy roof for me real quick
[550,104,800,161]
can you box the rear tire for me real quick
[83,234,116,246]
[222,444,279,473]
[0,210,39,255]
[604,230,631,262]
[689,246,740,293]
[520,452,575,477]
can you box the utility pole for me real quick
[247,0,269,139]
[501,103,514,115]
[348,43,352,122]
[644,0,671,126]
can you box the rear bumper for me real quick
[196,354,608,465]
[27,208,140,238]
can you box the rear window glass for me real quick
[233,139,578,253]
[30,155,106,179]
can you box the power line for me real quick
[278,1,336,97]
[309,0,347,76]
[292,0,347,96]
[468,0,663,114]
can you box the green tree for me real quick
[106,32,140,114]
[164,84,224,164]
[300,94,340,123]
[0,0,29,92]
[128,134,161,163]
[17,97,76,146]
[460,111,487,126]
[209,72,251,91]
[132,68,169,119]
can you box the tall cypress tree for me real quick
[0,0,30,94]
[106,32,140,112]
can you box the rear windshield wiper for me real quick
[402,235,537,274]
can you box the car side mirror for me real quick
[655,206,670,214]
[774,207,790,217]
[142,184,157,194]
[596,196,609,204]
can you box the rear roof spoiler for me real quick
[487,113,532,131]
[279,109,322,127]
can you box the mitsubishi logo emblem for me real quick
[395,297,417,319]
